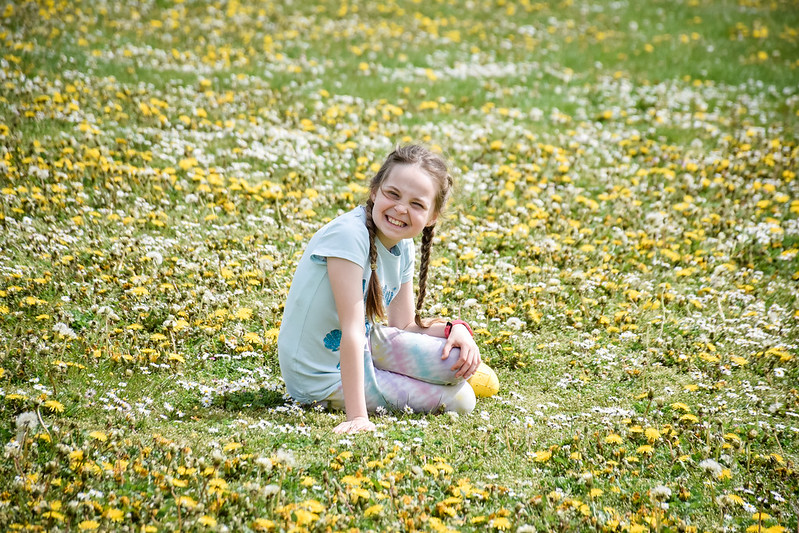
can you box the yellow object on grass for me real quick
[468,362,499,397]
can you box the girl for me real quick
[278,145,484,434]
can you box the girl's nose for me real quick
[395,203,408,214]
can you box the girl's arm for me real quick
[327,257,375,434]
[388,281,481,379]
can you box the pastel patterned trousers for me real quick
[326,326,476,415]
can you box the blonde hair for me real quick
[364,145,452,327]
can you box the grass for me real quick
[1,0,798,531]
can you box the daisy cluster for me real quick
[0,0,797,531]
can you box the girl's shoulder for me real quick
[307,207,369,256]
[322,206,367,236]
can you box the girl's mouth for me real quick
[386,215,407,228]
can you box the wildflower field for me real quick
[1,0,798,530]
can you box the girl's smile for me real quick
[386,215,407,228]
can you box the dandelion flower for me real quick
[198,515,217,527]
[491,516,512,530]
[699,458,723,477]
[275,448,296,468]
[89,431,107,442]
[263,484,280,498]
[650,484,672,502]
[53,322,77,339]
[44,400,65,413]
[534,450,552,462]
[255,456,273,472]
[253,518,276,531]
[15,411,38,432]
[364,503,383,517]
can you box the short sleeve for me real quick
[309,212,369,267]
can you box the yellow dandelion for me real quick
[244,331,262,344]
[198,515,217,527]
[208,478,228,495]
[78,520,99,531]
[89,431,107,442]
[44,400,65,413]
[491,516,512,530]
[253,518,276,531]
[726,494,745,505]
[645,427,661,443]
[293,508,319,527]
[349,486,370,503]
[534,450,552,462]
[105,508,124,522]
[177,496,197,509]
[364,504,383,517]
[679,413,699,424]
[128,286,149,297]
[234,307,253,320]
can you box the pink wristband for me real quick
[444,320,473,338]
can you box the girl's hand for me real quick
[443,324,481,379]
[333,416,376,434]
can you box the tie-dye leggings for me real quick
[325,326,476,415]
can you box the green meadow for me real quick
[1,0,798,531]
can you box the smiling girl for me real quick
[278,145,492,434]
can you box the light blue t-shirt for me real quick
[278,207,415,404]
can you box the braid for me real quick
[414,225,435,328]
[364,199,385,323]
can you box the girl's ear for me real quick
[426,212,439,227]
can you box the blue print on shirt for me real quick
[383,286,396,307]
[323,329,342,352]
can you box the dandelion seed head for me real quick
[699,458,723,477]
[53,322,77,339]
[650,484,672,502]
[275,448,297,468]
[15,411,38,432]
[263,484,280,497]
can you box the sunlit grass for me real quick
[1,0,797,530]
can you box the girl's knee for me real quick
[445,382,476,414]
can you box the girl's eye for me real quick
[386,190,400,199]
[412,202,425,209]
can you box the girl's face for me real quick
[370,164,439,249]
